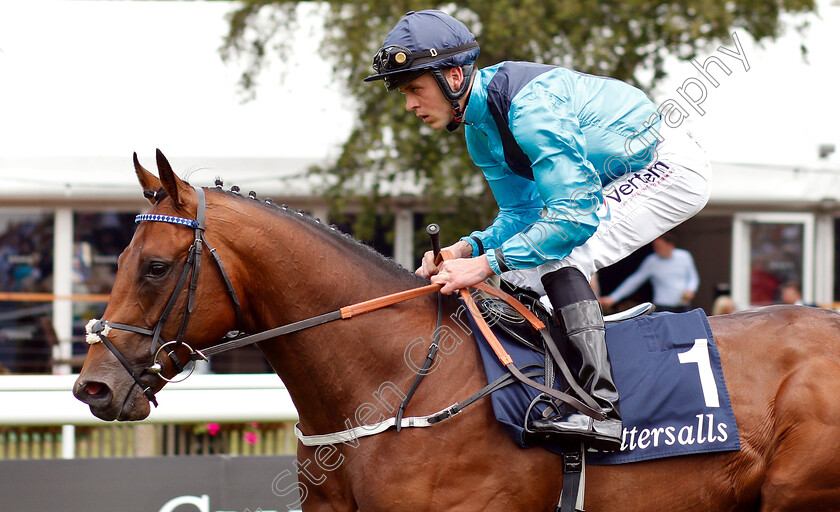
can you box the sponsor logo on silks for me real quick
[598,412,731,454]
[603,161,673,207]
[597,194,611,222]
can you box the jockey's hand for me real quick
[416,240,474,278]
[431,255,494,295]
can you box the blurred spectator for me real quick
[713,282,731,300]
[778,282,816,307]
[599,233,699,313]
[779,282,802,305]
[711,295,736,315]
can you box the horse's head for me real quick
[73,150,242,421]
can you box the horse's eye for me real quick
[147,263,169,278]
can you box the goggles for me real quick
[372,45,415,75]
[370,41,479,76]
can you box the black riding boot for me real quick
[529,267,623,451]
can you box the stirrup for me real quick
[604,302,655,323]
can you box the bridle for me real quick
[85,186,243,407]
[84,185,443,409]
[84,186,602,423]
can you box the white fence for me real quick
[0,373,298,458]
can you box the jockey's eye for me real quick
[147,262,169,278]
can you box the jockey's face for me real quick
[399,69,462,131]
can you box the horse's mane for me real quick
[210,184,426,287]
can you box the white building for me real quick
[1,0,839,373]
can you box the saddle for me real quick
[474,279,653,359]
[471,281,654,512]
[475,280,656,353]
[473,279,653,420]
[468,284,742,512]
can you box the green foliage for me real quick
[221,0,815,246]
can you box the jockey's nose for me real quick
[404,93,419,112]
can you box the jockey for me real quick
[365,10,712,451]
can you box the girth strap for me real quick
[558,446,586,512]
[295,367,546,446]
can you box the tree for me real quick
[221,0,815,248]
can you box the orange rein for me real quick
[339,249,528,370]
[200,249,535,374]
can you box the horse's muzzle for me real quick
[73,377,153,421]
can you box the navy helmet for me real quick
[364,10,480,130]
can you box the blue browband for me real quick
[135,214,200,229]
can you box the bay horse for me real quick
[74,150,840,511]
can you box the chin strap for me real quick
[447,103,466,132]
[430,64,475,132]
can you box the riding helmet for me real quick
[364,10,480,130]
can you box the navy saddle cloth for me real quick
[464,304,741,465]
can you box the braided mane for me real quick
[210,183,425,287]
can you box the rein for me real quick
[84,185,446,407]
[85,185,602,436]
[197,282,444,358]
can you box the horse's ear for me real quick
[155,149,193,210]
[134,152,162,205]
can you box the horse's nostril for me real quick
[85,382,104,396]
[79,381,110,402]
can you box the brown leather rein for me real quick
[88,190,600,419]
[194,248,602,419]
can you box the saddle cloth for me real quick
[463,304,741,465]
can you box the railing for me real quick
[0,373,299,459]
[0,422,301,459]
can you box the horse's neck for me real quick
[225,207,443,432]
[217,206,414,323]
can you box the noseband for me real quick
[85,186,243,407]
[84,186,447,408]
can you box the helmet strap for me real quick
[430,65,475,132]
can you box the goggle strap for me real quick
[405,41,479,66]
[376,41,479,73]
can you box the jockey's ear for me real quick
[155,148,194,212]
[133,152,162,205]
[447,66,465,91]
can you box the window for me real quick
[732,213,814,308]
[0,211,55,373]
[71,211,138,358]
